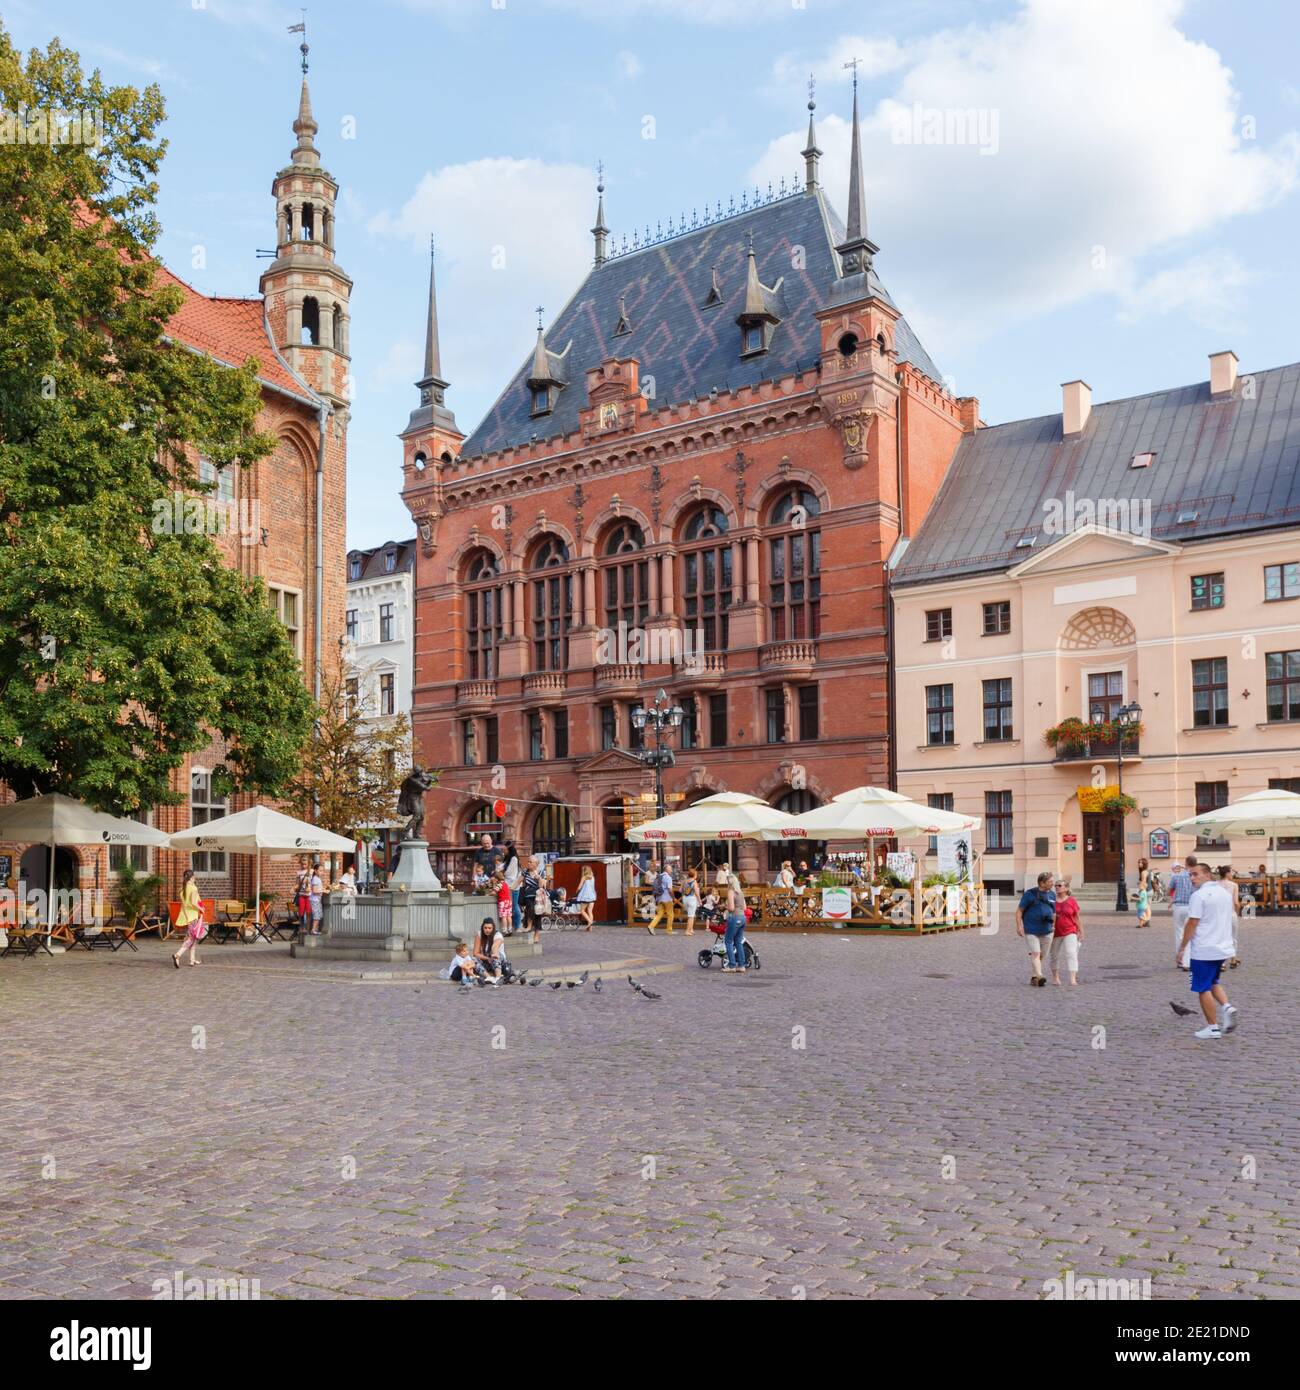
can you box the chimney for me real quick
[957,396,980,434]
[1061,379,1091,437]
[1209,350,1238,398]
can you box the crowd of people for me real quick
[1015,853,1243,1039]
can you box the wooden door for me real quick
[1083,813,1122,882]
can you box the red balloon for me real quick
[492,799,507,818]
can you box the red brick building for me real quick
[1,65,349,913]
[401,86,976,878]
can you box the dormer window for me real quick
[743,324,766,356]
[531,385,552,416]
[348,555,362,581]
[384,549,397,574]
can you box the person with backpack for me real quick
[646,862,675,935]
[1015,871,1056,987]
[520,854,543,945]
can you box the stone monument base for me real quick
[387,838,439,891]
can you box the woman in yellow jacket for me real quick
[172,868,206,968]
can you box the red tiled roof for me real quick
[157,265,315,402]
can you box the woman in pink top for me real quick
[1049,880,1083,987]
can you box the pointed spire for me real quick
[420,237,446,387]
[614,294,631,336]
[835,58,878,279]
[702,265,723,308]
[741,232,766,318]
[529,313,553,384]
[737,232,782,355]
[406,236,456,434]
[802,74,821,193]
[592,162,609,266]
[291,76,320,167]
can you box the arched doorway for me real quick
[766,789,826,873]
[531,802,574,857]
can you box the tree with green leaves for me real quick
[286,663,418,876]
[0,26,315,812]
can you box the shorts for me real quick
[1024,930,1052,955]
[1189,958,1224,994]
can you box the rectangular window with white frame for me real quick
[190,771,227,874]
[267,586,302,656]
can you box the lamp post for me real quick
[631,689,684,866]
[1113,700,1143,912]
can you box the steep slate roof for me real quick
[894,361,1300,587]
[158,265,315,401]
[461,187,942,458]
[347,539,416,583]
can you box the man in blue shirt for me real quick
[1016,871,1057,987]
[1168,856,1195,970]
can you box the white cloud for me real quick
[751,0,1299,351]
[368,157,595,411]
[1116,251,1258,330]
[617,49,643,80]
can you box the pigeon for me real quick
[549,980,563,991]
[566,979,579,989]
[593,977,602,993]
[574,971,589,988]
[514,970,530,987]
[628,975,643,993]
[528,977,541,987]
[457,982,472,994]
[640,987,662,1001]
[1169,1000,1194,1017]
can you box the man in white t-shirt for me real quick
[1177,863,1238,1039]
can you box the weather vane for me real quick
[288,13,309,75]
[843,55,860,93]
[808,73,816,108]
[536,305,544,331]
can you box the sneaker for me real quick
[1194,1024,1223,1040]
[1219,1004,1239,1034]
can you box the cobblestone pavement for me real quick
[1,910,1297,1300]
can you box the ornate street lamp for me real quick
[632,689,685,864]
[1113,700,1143,911]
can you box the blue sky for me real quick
[8,0,1299,549]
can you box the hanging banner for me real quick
[936,833,972,882]
[1077,785,1120,813]
[821,886,853,920]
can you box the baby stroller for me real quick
[696,912,760,971]
[538,886,586,932]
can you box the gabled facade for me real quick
[400,84,974,875]
[893,356,1300,892]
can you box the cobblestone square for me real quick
[1,912,1296,1300]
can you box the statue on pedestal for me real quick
[396,766,436,842]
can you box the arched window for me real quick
[767,488,821,642]
[301,296,320,346]
[601,522,648,634]
[301,202,315,241]
[531,802,574,856]
[679,504,732,652]
[464,549,503,679]
[529,535,573,672]
[766,788,825,871]
[463,800,502,844]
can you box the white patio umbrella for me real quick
[774,785,982,840]
[627,791,804,871]
[0,793,170,941]
[1172,789,1300,876]
[759,786,983,883]
[169,805,355,930]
